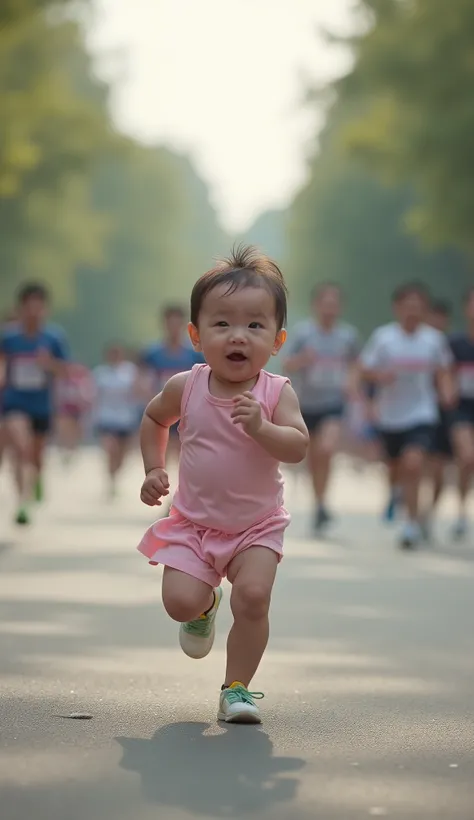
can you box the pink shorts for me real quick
[137,506,290,587]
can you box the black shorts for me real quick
[302,405,345,435]
[452,398,474,427]
[380,424,435,461]
[2,408,51,436]
[432,411,452,457]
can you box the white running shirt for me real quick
[360,322,452,430]
[93,361,138,430]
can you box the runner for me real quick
[360,283,454,549]
[0,311,17,471]
[93,344,141,498]
[140,304,205,467]
[423,300,453,536]
[56,362,94,465]
[0,283,69,524]
[448,287,474,539]
[283,284,360,530]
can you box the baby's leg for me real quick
[225,546,278,687]
[162,567,214,623]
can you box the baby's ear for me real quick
[271,328,287,356]
[188,323,202,351]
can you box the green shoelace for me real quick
[224,685,264,706]
[182,615,212,637]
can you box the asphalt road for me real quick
[0,449,473,820]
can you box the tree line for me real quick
[0,0,227,363]
[250,0,474,336]
[3,0,473,359]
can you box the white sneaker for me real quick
[399,521,422,550]
[217,682,264,724]
[179,586,223,659]
[452,517,468,540]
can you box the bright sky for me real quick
[88,0,353,231]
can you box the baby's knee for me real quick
[163,590,203,623]
[231,582,272,621]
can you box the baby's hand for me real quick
[140,468,170,506]
[231,391,263,436]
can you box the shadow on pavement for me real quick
[117,721,305,817]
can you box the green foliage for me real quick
[0,0,227,364]
[60,148,227,364]
[343,0,474,250]
[287,96,470,336]
[0,2,118,306]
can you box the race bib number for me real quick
[11,357,47,390]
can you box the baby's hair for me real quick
[190,244,288,330]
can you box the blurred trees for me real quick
[63,148,227,363]
[344,0,474,250]
[0,2,116,306]
[0,0,226,362]
[287,0,473,335]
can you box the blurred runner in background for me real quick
[0,310,18,470]
[422,299,453,538]
[448,287,474,540]
[283,284,360,531]
[360,283,455,549]
[0,283,69,524]
[56,362,94,465]
[93,343,141,499]
[140,305,204,508]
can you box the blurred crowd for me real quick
[1,276,473,550]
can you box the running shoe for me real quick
[452,517,468,541]
[383,494,398,523]
[218,682,264,724]
[314,506,332,531]
[179,586,223,659]
[15,506,30,526]
[399,521,422,550]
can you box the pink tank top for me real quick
[173,364,289,533]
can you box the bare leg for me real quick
[162,567,213,622]
[100,434,127,496]
[4,415,34,504]
[308,419,342,531]
[430,455,446,510]
[57,415,82,462]
[400,447,425,522]
[224,546,278,687]
[451,425,474,532]
[0,421,7,468]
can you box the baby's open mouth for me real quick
[227,352,247,362]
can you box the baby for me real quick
[138,245,308,723]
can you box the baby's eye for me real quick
[249,322,263,329]
[215,321,229,327]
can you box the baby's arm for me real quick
[251,383,309,464]
[140,371,188,506]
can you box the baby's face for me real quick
[190,284,285,383]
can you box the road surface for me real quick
[0,449,473,820]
